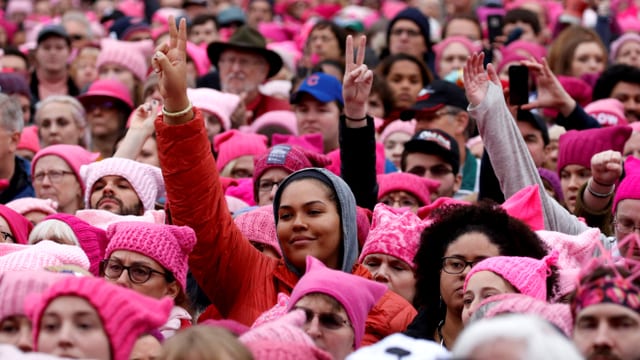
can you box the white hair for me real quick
[452,314,582,360]
[0,94,23,133]
[28,219,79,246]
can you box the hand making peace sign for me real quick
[342,35,373,120]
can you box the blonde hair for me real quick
[28,219,79,246]
[160,326,254,360]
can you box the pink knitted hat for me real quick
[584,98,628,127]
[246,110,298,136]
[43,213,108,276]
[464,252,558,301]
[253,144,331,186]
[105,222,197,291]
[433,36,481,75]
[613,156,640,213]
[0,270,66,321]
[226,195,250,213]
[185,41,211,76]
[213,130,269,172]
[17,125,40,155]
[225,178,256,206]
[272,133,324,154]
[377,172,439,207]
[0,204,33,244]
[500,184,545,231]
[6,197,58,218]
[187,88,239,131]
[287,256,387,348]
[32,144,100,193]
[234,206,282,257]
[75,209,166,230]
[0,240,90,272]
[26,276,173,360]
[536,228,601,271]
[96,38,148,82]
[80,158,165,212]
[502,40,547,62]
[379,120,415,145]
[609,32,640,62]
[557,125,632,174]
[359,204,428,269]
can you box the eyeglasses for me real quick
[0,231,15,243]
[293,306,351,330]
[258,179,284,193]
[407,164,454,178]
[33,170,75,183]
[380,195,420,209]
[218,55,264,68]
[390,28,421,37]
[614,219,640,234]
[441,256,485,274]
[69,34,85,41]
[100,259,173,284]
[85,101,117,112]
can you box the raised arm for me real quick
[113,101,159,159]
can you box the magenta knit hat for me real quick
[43,213,108,276]
[359,204,428,269]
[32,144,100,193]
[105,222,197,291]
[0,270,66,321]
[78,78,135,110]
[234,206,282,257]
[379,120,415,145]
[610,32,640,62]
[502,40,547,62]
[253,144,332,187]
[464,251,558,301]
[80,158,165,212]
[272,133,324,154]
[0,204,33,244]
[5,197,58,218]
[187,87,239,131]
[584,98,628,127]
[287,256,387,348]
[0,240,90,273]
[613,156,640,213]
[26,276,173,360]
[213,130,269,172]
[96,39,148,82]
[377,172,439,207]
[433,36,481,75]
[557,125,632,174]
[246,110,299,135]
[17,125,40,155]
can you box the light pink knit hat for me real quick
[234,205,282,257]
[613,156,640,213]
[610,32,640,62]
[187,87,239,131]
[96,38,149,82]
[226,195,250,213]
[26,276,172,360]
[359,204,428,269]
[5,198,58,218]
[0,240,90,273]
[433,36,481,75]
[105,222,197,291]
[0,270,66,321]
[464,251,558,301]
[584,98,628,127]
[377,172,439,207]
[32,144,100,193]
[245,110,299,135]
[379,120,415,145]
[80,158,165,212]
[213,130,269,172]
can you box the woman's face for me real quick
[98,63,136,94]
[389,20,427,60]
[37,102,85,147]
[438,42,470,79]
[461,270,516,324]
[103,250,178,300]
[570,41,605,78]
[85,98,124,138]
[385,60,423,110]
[308,27,342,63]
[33,155,83,214]
[367,92,385,119]
[560,164,591,213]
[257,168,291,206]
[440,232,501,315]
[362,253,416,303]
[616,41,640,68]
[276,179,342,271]
[294,295,355,360]
[0,315,33,351]
[295,94,341,153]
[383,131,412,170]
[38,296,111,360]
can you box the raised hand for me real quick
[463,52,501,107]
[342,35,373,120]
[129,100,161,135]
[520,58,576,116]
[591,150,623,187]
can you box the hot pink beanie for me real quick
[225,178,256,206]
[105,222,197,291]
[379,120,415,145]
[584,98,628,127]
[0,204,33,244]
[32,144,100,193]
[557,125,632,174]
[187,88,239,131]
[0,270,67,321]
[272,133,324,154]
[26,276,172,360]
[502,40,547,62]
[0,240,90,272]
[433,36,481,75]
[17,125,40,155]
[359,204,428,269]
[464,252,558,301]
[213,130,269,172]
[234,206,282,257]
[43,213,108,276]
[377,172,439,207]
[613,156,640,213]
[245,110,299,136]
[5,197,58,218]
[80,158,165,212]
[287,256,387,348]
[96,38,149,82]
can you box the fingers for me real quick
[487,63,500,86]
[345,65,370,83]
[153,51,171,73]
[168,15,178,49]
[356,35,366,66]
[177,17,188,53]
[346,35,354,68]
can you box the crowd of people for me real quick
[0,0,640,358]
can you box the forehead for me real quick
[442,42,471,56]
[577,302,640,320]
[445,19,481,39]
[109,249,162,268]
[612,82,640,97]
[35,155,72,171]
[445,231,500,257]
[405,152,448,168]
[574,42,604,55]
[45,295,96,314]
[516,120,542,136]
[392,19,420,30]
[616,199,640,219]
[96,175,129,184]
[388,60,421,75]
[38,37,69,48]
[279,178,332,203]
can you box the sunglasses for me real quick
[293,306,350,330]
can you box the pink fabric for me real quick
[75,209,166,230]
[557,126,632,174]
[271,133,324,154]
[32,145,100,193]
[464,251,558,301]
[433,36,481,75]
[17,125,40,155]
[78,78,134,109]
[0,204,33,244]
[0,270,66,320]
[26,276,172,360]
[326,143,386,176]
[226,195,250,213]
[417,197,470,220]
[377,172,439,207]
[500,184,545,231]
[609,32,640,62]
[185,42,211,76]
[234,205,282,256]
[225,178,256,206]
[287,256,387,348]
[0,240,90,272]
[187,88,239,131]
[584,98,628,127]
[379,120,415,145]
[251,292,290,329]
[359,204,428,268]
[96,38,149,82]
[105,222,197,291]
[245,110,298,136]
[5,198,58,218]
[213,130,269,172]
[613,156,640,212]
[253,144,331,186]
[502,40,546,62]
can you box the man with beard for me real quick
[80,158,164,215]
[207,26,290,126]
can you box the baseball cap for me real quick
[291,72,344,106]
[37,24,71,46]
[400,80,469,121]
[402,129,460,174]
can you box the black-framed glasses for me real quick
[407,164,454,178]
[293,306,351,330]
[100,259,173,284]
[614,219,640,234]
[441,256,485,274]
[33,170,75,183]
[0,231,15,243]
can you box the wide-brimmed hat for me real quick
[207,26,283,78]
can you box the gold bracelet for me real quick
[162,101,192,117]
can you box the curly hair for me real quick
[413,202,551,339]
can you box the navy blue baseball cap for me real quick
[291,73,344,106]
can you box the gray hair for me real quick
[35,95,90,148]
[28,219,80,246]
[61,11,93,39]
[0,94,24,133]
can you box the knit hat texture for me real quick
[613,156,640,212]
[386,7,431,51]
[0,72,30,97]
[379,120,415,145]
[0,204,33,244]
[17,125,40,155]
[0,270,66,321]
[6,197,58,217]
[584,98,628,127]
[272,133,325,154]
[234,205,281,256]
[610,32,640,62]
[0,240,90,272]
[96,38,148,82]
[213,129,268,172]
[245,110,298,135]
[557,125,632,174]
[377,172,439,207]
[32,144,100,193]
[187,87,239,131]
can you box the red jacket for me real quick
[155,109,416,345]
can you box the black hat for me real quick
[400,80,469,121]
[207,26,283,78]
[403,129,460,175]
[37,25,71,47]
